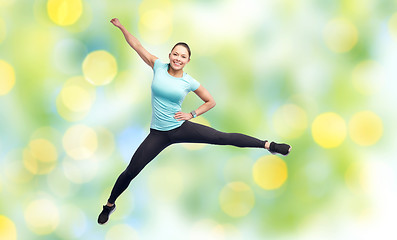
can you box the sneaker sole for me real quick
[98,205,116,225]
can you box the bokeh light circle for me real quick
[61,85,92,112]
[56,76,96,122]
[139,9,173,44]
[349,111,383,146]
[24,199,59,235]
[138,0,173,44]
[273,104,308,139]
[0,215,17,240]
[82,50,117,86]
[63,124,98,160]
[105,224,139,240]
[352,60,385,95]
[219,182,255,218]
[23,139,58,175]
[47,0,83,26]
[324,18,358,53]
[0,59,15,95]
[253,155,288,190]
[312,112,346,148]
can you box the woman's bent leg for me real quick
[107,130,170,204]
[170,121,266,148]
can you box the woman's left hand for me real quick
[174,111,193,121]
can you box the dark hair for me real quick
[171,42,191,59]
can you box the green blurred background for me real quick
[1,0,397,239]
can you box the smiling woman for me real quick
[96,18,292,225]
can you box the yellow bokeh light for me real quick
[24,199,59,235]
[324,18,358,53]
[23,139,58,175]
[29,139,58,163]
[0,59,15,95]
[253,155,288,190]
[56,76,95,122]
[106,224,139,240]
[389,12,397,41]
[63,124,98,160]
[47,0,83,26]
[352,60,385,95]
[0,215,17,240]
[273,104,308,139]
[138,0,173,44]
[61,85,92,112]
[56,95,88,121]
[82,50,118,86]
[139,9,173,44]
[312,112,346,148]
[219,182,255,218]
[349,111,383,146]
[181,117,212,150]
[30,126,62,150]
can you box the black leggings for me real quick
[108,120,266,204]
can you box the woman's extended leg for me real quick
[170,120,266,148]
[170,121,291,155]
[98,129,170,225]
[107,130,170,204]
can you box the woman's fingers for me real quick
[174,112,187,121]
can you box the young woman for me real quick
[98,18,291,225]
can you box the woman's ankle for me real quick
[264,140,270,150]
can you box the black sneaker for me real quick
[268,141,291,156]
[98,204,116,225]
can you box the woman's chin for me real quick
[171,64,183,70]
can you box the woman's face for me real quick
[169,45,190,71]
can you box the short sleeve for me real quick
[187,75,200,91]
[153,59,165,72]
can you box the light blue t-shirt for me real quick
[150,59,200,131]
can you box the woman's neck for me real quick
[168,65,183,78]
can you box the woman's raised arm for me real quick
[110,18,158,69]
